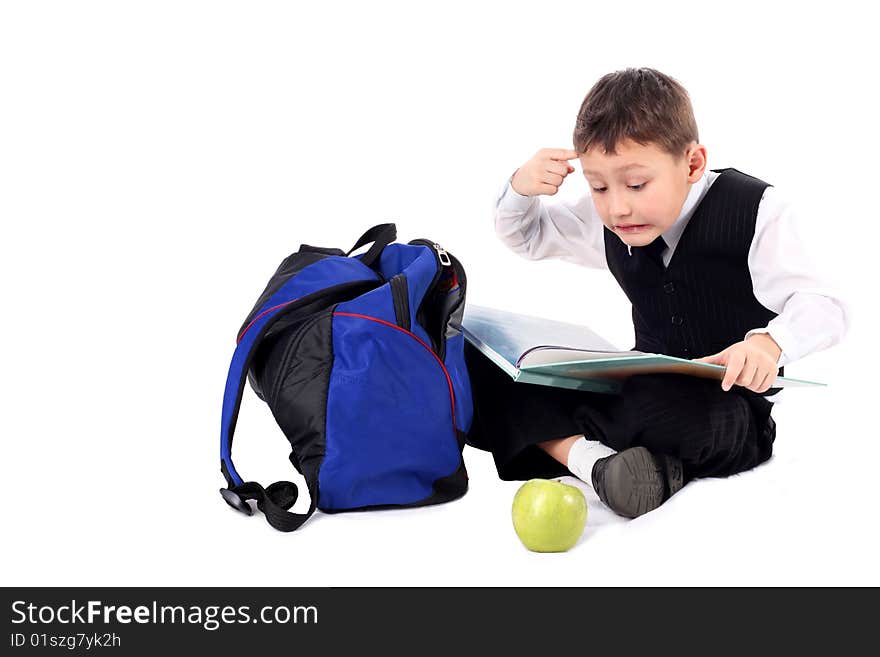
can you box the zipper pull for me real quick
[433,243,452,267]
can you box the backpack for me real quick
[219,223,473,531]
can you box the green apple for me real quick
[511,479,587,552]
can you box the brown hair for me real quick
[572,67,698,159]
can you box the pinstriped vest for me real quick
[603,168,784,390]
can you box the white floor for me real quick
[5,348,876,587]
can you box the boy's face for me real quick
[578,139,707,248]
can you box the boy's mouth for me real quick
[615,223,651,233]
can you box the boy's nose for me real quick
[608,192,631,219]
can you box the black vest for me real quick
[603,168,783,388]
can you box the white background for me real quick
[2,1,877,586]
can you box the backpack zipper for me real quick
[406,239,468,362]
[433,243,452,266]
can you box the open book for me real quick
[460,304,825,394]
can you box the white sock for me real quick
[566,437,616,487]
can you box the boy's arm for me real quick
[693,187,849,393]
[743,187,850,367]
[493,170,607,269]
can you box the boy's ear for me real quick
[685,142,708,182]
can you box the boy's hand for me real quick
[692,334,783,393]
[510,148,580,197]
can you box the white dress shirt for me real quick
[493,169,850,400]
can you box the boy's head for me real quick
[573,67,707,248]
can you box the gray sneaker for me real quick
[591,446,684,518]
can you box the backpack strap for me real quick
[219,290,318,532]
[346,223,396,269]
[221,479,319,533]
[219,223,395,531]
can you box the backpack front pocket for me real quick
[319,311,462,510]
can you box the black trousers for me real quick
[464,341,776,484]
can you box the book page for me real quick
[518,346,646,367]
[461,304,627,368]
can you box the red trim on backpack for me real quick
[237,297,302,344]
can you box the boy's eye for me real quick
[591,184,645,193]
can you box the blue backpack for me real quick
[219,224,473,531]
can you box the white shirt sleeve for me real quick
[745,186,850,367]
[493,173,607,269]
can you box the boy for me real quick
[464,67,849,518]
